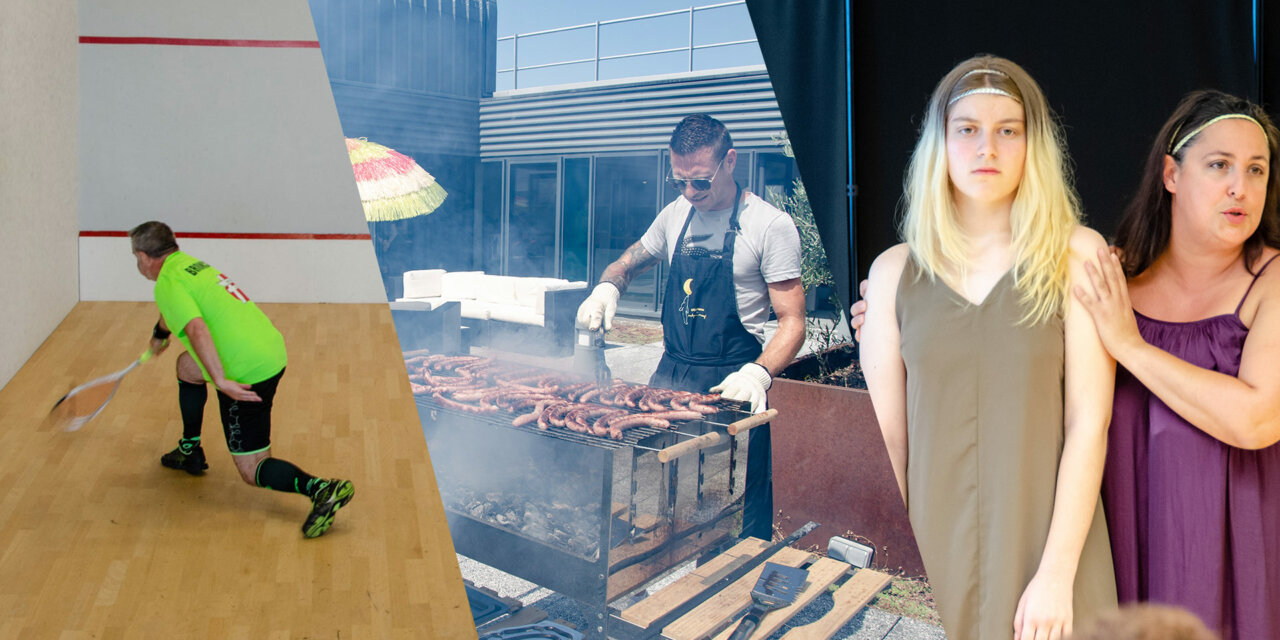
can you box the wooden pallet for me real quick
[617,537,893,640]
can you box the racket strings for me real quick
[50,349,154,432]
[52,374,127,431]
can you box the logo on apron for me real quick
[678,278,707,325]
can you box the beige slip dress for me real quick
[895,257,1117,640]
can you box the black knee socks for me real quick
[255,458,322,496]
[178,380,207,447]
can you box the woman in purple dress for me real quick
[1073,90,1280,640]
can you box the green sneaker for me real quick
[160,445,208,475]
[303,479,354,538]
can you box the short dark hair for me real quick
[1115,90,1280,277]
[129,221,179,258]
[669,114,733,160]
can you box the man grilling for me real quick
[575,114,806,541]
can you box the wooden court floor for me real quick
[0,302,476,639]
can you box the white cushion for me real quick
[488,304,545,327]
[442,271,484,300]
[458,299,492,320]
[512,278,551,312]
[401,269,444,298]
[425,271,583,325]
[479,275,520,306]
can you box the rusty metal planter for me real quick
[770,376,927,577]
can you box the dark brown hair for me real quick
[129,221,179,258]
[1114,90,1280,277]
[669,114,733,160]
[1073,603,1219,640]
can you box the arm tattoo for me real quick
[601,242,658,293]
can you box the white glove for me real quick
[576,283,621,331]
[710,362,772,414]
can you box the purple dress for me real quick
[1104,255,1280,640]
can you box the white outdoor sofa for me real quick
[394,269,589,354]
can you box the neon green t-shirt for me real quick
[154,251,287,385]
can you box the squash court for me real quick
[0,301,475,638]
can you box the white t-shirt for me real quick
[640,192,801,341]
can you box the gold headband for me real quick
[949,87,1020,106]
[1168,113,1270,156]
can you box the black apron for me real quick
[648,186,771,540]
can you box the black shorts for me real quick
[216,368,284,455]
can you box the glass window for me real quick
[658,149,681,312]
[593,155,661,312]
[561,157,590,282]
[755,151,799,208]
[507,162,558,277]
[480,161,504,275]
[731,149,752,190]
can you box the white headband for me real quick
[960,68,1009,80]
[949,69,1019,105]
[949,86,1020,106]
[1169,113,1270,155]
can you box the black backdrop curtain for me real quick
[745,0,853,313]
[748,0,1270,312]
[1266,0,1279,110]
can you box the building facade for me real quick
[312,1,797,313]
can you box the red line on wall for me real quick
[78,36,320,49]
[81,231,371,240]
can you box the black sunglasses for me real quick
[666,156,725,192]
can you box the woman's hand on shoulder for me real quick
[1069,227,1145,361]
[851,279,870,342]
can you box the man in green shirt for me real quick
[130,221,353,538]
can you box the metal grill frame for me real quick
[416,395,750,637]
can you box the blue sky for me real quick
[494,0,764,90]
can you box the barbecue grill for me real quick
[415,374,757,639]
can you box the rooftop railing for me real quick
[496,1,757,90]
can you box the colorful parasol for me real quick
[346,137,448,222]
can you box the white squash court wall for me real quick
[0,1,80,391]
[77,0,384,302]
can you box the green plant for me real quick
[770,133,849,378]
[802,313,847,379]
[770,133,836,296]
[869,575,941,625]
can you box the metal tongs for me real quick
[587,326,612,387]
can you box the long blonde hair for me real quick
[901,54,1080,325]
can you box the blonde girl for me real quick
[860,55,1117,640]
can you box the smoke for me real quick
[420,390,745,603]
